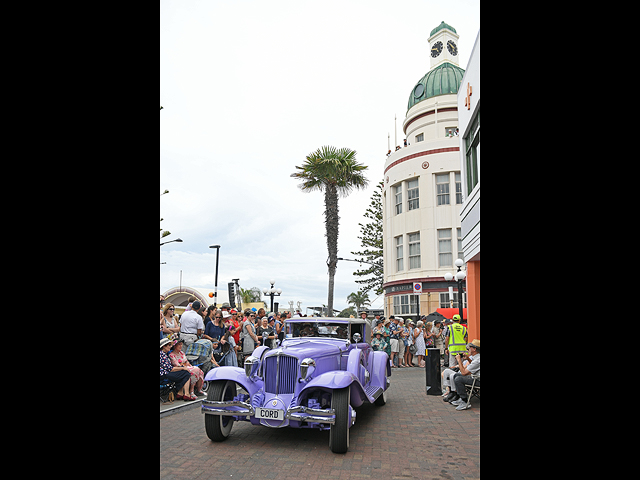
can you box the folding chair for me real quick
[464,374,480,408]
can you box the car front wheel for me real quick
[329,387,350,453]
[204,380,236,442]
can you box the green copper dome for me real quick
[430,21,457,36]
[407,62,465,111]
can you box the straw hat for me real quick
[467,339,480,350]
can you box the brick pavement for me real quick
[160,366,479,479]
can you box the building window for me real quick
[415,133,424,143]
[395,236,403,272]
[407,178,419,210]
[455,172,462,204]
[445,126,458,137]
[394,184,402,215]
[439,292,466,309]
[436,173,450,205]
[457,227,464,262]
[393,294,419,315]
[408,232,421,269]
[464,110,480,195]
[438,229,452,267]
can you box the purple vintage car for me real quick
[201,317,391,453]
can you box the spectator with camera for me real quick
[442,339,480,410]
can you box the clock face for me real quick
[431,41,443,58]
[447,40,458,56]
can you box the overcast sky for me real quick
[160,0,479,313]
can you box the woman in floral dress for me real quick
[169,338,204,399]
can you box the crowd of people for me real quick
[365,310,479,411]
[160,295,479,410]
[160,295,301,402]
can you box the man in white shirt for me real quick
[180,300,205,345]
[450,339,480,410]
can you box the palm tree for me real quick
[291,146,369,316]
[346,291,371,313]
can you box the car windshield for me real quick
[288,322,348,339]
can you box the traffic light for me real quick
[227,282,236,308]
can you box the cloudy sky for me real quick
[160,0,479,313]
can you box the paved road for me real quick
[160,366,479,479]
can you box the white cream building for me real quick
[382,21,467,320]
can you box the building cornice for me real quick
[384,147,460,175]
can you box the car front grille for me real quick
[263,354,298,394]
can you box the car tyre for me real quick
[329,387,350,454]
[204,380,236,442]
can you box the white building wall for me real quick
[383,100,463,287]
[457,30,480,262]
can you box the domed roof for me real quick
[407,62,465,111]
[430,21,457,36]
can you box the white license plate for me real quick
[255,408,284,420]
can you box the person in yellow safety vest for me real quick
[445,314,468,367]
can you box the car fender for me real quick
[369,350,390,390]
[204,366,261,396]
[300,370,368,408]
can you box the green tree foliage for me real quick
[346,291,371,312]
[350,180,384,295]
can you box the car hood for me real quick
[264,338,348,360]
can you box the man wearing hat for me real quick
[450,339,480,410]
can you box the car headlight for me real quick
[244,355,259,378]
[300,358,316,380]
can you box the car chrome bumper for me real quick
[201,399,254,416]
[201,400,337,425]
[285,405,336,424]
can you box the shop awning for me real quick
[435,308,467,320]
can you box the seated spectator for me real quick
[169,338,205,399]
[371,331,388,352]
[257,317,275,349]
[180,300,205,346]
[442,339,480,410]
[162,303,180,337]
[160,337,192,401]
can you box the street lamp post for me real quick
[209,244,221,308]
[443,258,466,322]
[160,238,183,246]
[262,279,282,313]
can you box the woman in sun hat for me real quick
[160,337,193,401]
[168,337,204,399]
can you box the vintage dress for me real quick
[169,349,204,386]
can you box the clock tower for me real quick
[428,21,460,69]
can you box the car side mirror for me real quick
[352,333,362,343]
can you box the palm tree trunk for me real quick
[324,184,339,317]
